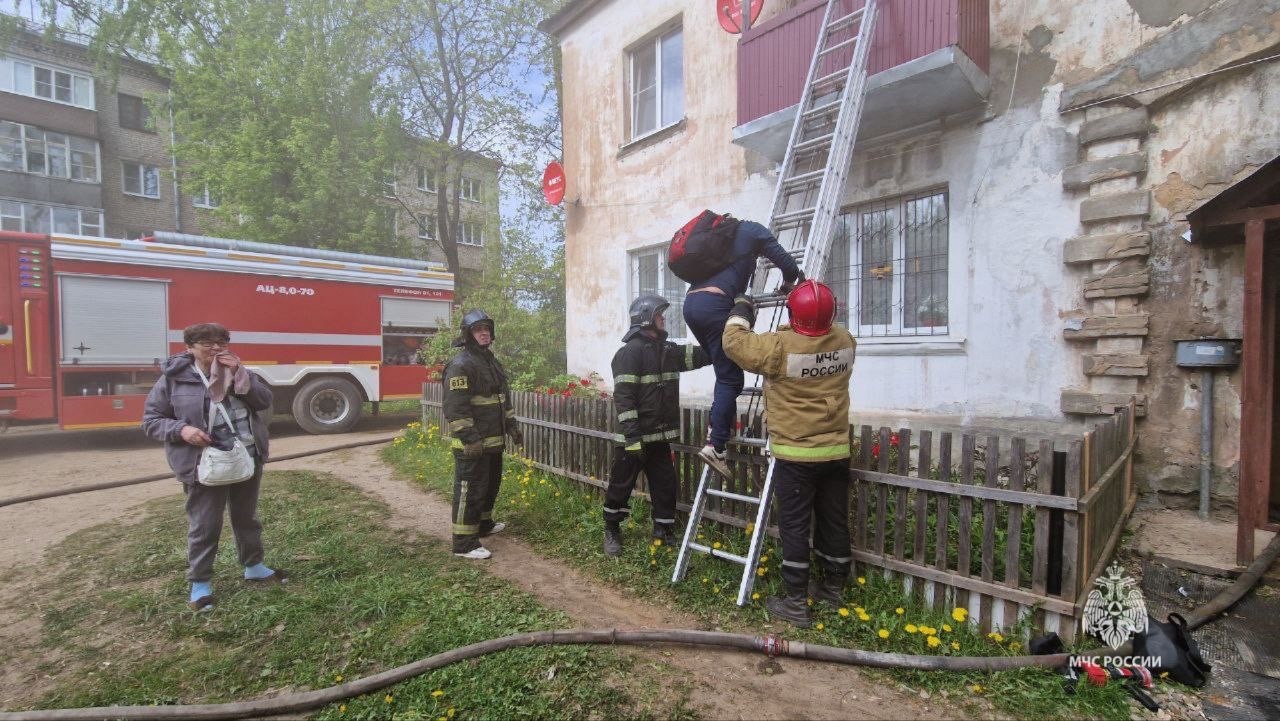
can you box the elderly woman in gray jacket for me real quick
[142,322,281,611]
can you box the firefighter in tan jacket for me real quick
[722,279,856,627]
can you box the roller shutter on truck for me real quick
[380,297,451,328]
[58,275,168,365]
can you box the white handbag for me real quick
[193,365,256,486]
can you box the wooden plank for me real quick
[1062,440,1083,603]
[1060,390,1148,417]
[1240,220,1269,564]
[1032,440,1053,596]
[957,433,975,616]
[894,429,910,561]
[875,427,890,556]
[856,425,872,550]
[849,550,1076,616]
[914,430,931,564]
[1083,354,1149,377]
[1063,230,1150,265]
[1062,314,1149,340]
[847,469,1079,510]
[1006,437,1025,590]
[934,432,953,610]
[980,435,999,632]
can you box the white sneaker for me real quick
[698,444,732,477]
[481,521,507,537]
[454,546,492,560]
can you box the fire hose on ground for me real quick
[1,438,1278,720]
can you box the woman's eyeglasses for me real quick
[194,340,230,349]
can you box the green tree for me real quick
[41,0,407,253]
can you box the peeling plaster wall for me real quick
[1142,63,1280,506]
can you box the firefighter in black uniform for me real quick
[603,295,711,556]
[443,309,522,559]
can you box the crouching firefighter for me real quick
[721,280,857,627]
[603,295,711,556]
[443,309,523,560]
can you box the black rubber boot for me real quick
[765,587,812,628]
[651,523,675,545]
[809,575,846,609]
[603,526,623,557]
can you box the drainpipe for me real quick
[1199,369,1213,520]
[167,89,182,232]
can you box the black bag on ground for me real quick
[1132,612,1211,687]
[667,210,740,283]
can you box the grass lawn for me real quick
[15,471,694,720]
[385,421,1137,721]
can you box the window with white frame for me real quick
[0,198,103,236]
[825,190,949,338]
[628,25,683,140]
[193,184,219,208]
[122,161,160,198]
[460,177,481,201]
[418,213,436,241]
[0,55,95,109]
[417,167,436,192]
[458,221,483,246]
[0,121,100,182]
[629,246,688,339]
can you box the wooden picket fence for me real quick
[422,383,1137,638]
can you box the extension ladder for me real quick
[672,0,878,605]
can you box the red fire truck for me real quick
[0,229,454,434]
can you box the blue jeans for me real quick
[683,291,741,451]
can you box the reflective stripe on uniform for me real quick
[470,394,502,406]
[726,316,751,329]
[505,409,516,418]
[814,549,852,564]
[613,428,680,444]
[449,418,474,431]
[770,442,850,461]
[652,517,675,524]
[624,442,642,452]
[684,344,695,367]
[604,506,630,515]
[782,560,810,569]
[482,436,505,448]
[479,511,492,521]
[453,523,479,535]
[617,409,639,422]
[614,372,680,384]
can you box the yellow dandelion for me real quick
[702,577,709,584]
[952,607,968,622]
[339,704,347,713]
[838,607,850,617]
[970,684,983,694]
[653,538,662,547]
[927,635,942,648]
[431,690,445,698]
[713,587,720,593]
[951,641,960,650]
[942,624,952,633]
[816,622,825,630]
[807,598,814,606]
[988,632,1005,643]
[756,567,767,577]
[878,629,890,639]
[752,592,760,600]
[1008,641,1022,652]
[745,522,755,533]
[385,695,394,703]
[905,624,918,634]
[919,626,936,635]
[712,541,722,549]
[447,710,456,719]
[759,555,768,563]
[895,607,904,615]
[335,675,343,682]
[854,606,865,614]
[857,577,866,585]
[650,560,657,566]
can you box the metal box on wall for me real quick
[1174,339,1242,368]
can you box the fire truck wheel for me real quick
[292,377,363,434]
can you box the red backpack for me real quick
[667,210,741,283]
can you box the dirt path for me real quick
[0,423,946,719]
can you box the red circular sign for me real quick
[717,0,764,34]
[542,161,566,206]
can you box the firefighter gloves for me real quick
[730,295,756,326]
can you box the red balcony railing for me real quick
[737,0,989,126]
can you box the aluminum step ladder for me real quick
[672,0,878,606]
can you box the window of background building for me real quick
[460,177,481,201]
[417,167,436,192]
[458,221,483,246]
[825,189,949,338]
[122,161,160,198]
[628,25,683,140]
[629,246,688,339]
[193,184,219,208]
[0,121,100,182]
[117,94,153,132]
[0,198,102,235]
[383,167,397,196]
[0,56,94,108]
[418,213,436,241]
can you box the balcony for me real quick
[733,0,990,161]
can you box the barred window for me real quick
[825,190,949,338]
[629,246,688,340]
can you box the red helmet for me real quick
[786,279,837,337]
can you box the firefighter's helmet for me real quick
[786,279,837,337]
[460,309,495,340]
[628,294,669,330]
